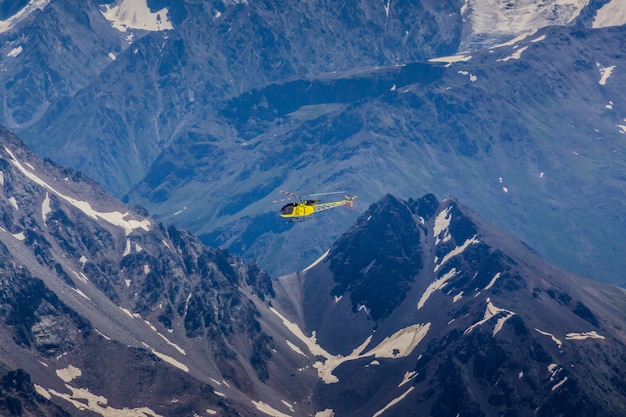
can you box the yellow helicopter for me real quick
[275,191,357,221]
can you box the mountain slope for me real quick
[128,23,626,287]
[271,193,626,416]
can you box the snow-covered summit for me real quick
[463,0,588,36]
[101,0,173,32]
[462,0,626,49]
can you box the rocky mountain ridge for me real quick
[1,127,626,416]
[0,125,280,416]
[272,193,626,416]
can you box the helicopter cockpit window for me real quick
[281,203,295,215]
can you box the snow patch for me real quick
[36,382,164,417]
[303,249,330,272]
[71,270,89,283]
[565,331,605,340]
[464,297,515,336]
[434,236,480,272]
[497,46,528,62]
[34,384,51,399]
[433,207,452,245]
[141,342,188,372]
[286,340,308,357]
[552,376,568,390]
[361,259,376,274]
[9,197,18,210]
[95,329,111,340]
[597,63,615,85]
[399,371,417,387]
[42,192,51,224]
[548,363,567,391]
[7,46,23,57]
[56,365,81,383]
[484,272,501,290]
[72,288,90,300]
[101,0,173,32]
[418,268,457,309]
[119,306,140,319]
[270,307,429,384]
[429,54,472,64]
[123,239,132,256]
[535,328,563,347]
[458,70,477,82]
[372,386,415,417]
[281,400,294,413]
[252,401,292,417]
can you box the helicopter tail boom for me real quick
[313,195,357,213]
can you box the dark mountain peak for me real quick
[407,192,439,221]
[327,193,424,321]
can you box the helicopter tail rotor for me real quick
[345,195,358,209]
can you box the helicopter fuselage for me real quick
[280,200,319,218]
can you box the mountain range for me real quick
[1,0,626,286]
[1,127,626,416]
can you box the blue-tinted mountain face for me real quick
[7,0,462,194]
[134,23,626,286]
[2,2,626,284]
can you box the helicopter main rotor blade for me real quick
[279,190,302,198]
[308,191,348,197]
